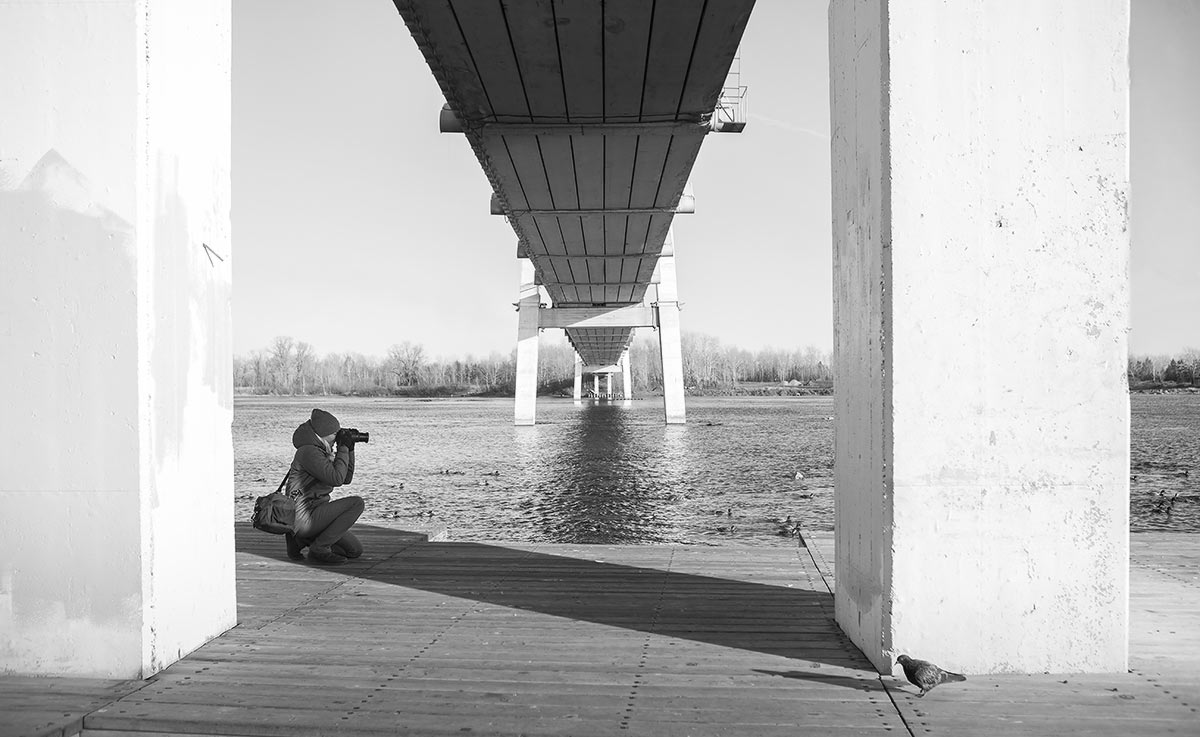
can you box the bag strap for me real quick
[276,468,319,496]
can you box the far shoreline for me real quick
[234,385,1199,400]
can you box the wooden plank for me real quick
[479,137,530,210]
[500,136,552,209]
[628,135,671,209]
[553,0,604,122]
[603,0,654,120]
[571,138,607,215]
[393,0,493,121]
[449,0,529,121]
[603,138,637,210]
[536,135,578,210]
[640,0,704,121]
[676,1,755,115]
[653,136,702,208]
[501,0,567,121]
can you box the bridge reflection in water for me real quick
[513,403,690,544]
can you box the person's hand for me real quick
[335,428,355,450]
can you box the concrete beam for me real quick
[539,306,658,330]
[439,104,715,137]
[539,281,652,290]
[830,0,1130,675]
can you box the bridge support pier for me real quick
[655,253,685,424]
[573,355,583,405]
[830,0,1130,675]
[0,0,235,678]
[621,352,633,404]
[514,259,541,426]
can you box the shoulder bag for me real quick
[251,472,297,535]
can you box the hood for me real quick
[292,421,324,450]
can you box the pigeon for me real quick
[895,655,966,697]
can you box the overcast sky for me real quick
[233,0,1199,360]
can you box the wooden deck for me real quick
[2,525,1198,737]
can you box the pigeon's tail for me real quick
[943,671,966,683]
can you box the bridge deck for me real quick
[3,526,1197,737]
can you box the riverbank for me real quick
[236,384,1196,399]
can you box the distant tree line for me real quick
[233,333,834,397]
[1128,350,1200,389]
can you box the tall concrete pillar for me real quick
[514,259,540,425]
[573,355,583,405]
[622,351,633,403]
[593,374,600,398]
[0,1,235,678]
[829,0,1130,674]
[656,248,686,424]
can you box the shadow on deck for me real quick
[2,525,1198,737]
[232,523,867,668]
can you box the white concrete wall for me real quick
[830,0,1130,674]
[136,0,236,676]
[828,0,890,666]
[0,0,235,678]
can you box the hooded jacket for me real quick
[288,420,354,504]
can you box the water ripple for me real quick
[233,394,1198,543]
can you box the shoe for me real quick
[307,546,347,566]
[285,532,313,560]
[284,532,305,560]
[331,542,362,559]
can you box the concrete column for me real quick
[573,354,583,405]
[593,374,600,399]
[0,1,234,678]
[514,258,540,425]
[829,0,1130,674]
[622,351,633,403]
[655,244,685,424]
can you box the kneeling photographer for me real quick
[285,408,370,565]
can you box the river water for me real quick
[233,394,1199,545]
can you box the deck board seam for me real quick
[1130,559,1200,590]
[619,546,675,731]
[340,543,548,730]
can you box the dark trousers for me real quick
[294,495,364,555]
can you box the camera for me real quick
[336,428,370,444]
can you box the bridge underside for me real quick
[393,0,752,375]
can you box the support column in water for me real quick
[655,245,685,424]
[829,0,1130,674]
[573,354,583,405]
[622,351,633,403]
[514,258,540,425]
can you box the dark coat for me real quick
[287,420,354,503]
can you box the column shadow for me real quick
[237,523,873,672]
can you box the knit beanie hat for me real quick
[310,408,340,437]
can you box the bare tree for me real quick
[387,342,426,387]
[269,336,295,394]
[294,341,315,394]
